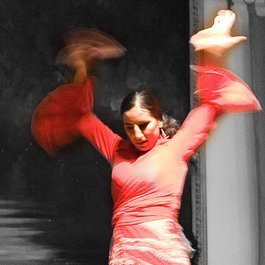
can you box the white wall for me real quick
[202,1,259,264]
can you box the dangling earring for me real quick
[160,128,167,139]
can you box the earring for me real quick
[160,128,167,139]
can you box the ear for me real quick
[158,121,163,128]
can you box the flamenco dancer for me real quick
[31,10,261,265]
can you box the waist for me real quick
[112,204,178,227]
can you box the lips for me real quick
[135,141,147,147]
[135,141,147,146]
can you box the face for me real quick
[122,104,162,152]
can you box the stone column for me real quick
[202,1,259,264]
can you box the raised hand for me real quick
[56,28,126,82]
[190,10,246,56]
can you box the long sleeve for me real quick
[168,65,261,161]
[31,77,121,161]
[168,104,217,160]
[77,113,121,165]
[31,79,95,154]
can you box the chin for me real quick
[136,146,149,152]
[134,143,154,152]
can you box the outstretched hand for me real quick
[55,28,126,83]
[190,10,246,56]
[56,28,126,71]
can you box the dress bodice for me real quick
[111,139,188,227]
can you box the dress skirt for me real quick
[109,218,193,265]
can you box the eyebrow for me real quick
[124,121,150,126]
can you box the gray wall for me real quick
[247,3,265,264]
[202,1,262,264]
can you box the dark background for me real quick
[0,1,190,264]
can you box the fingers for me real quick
[56,28,126,69]
[189,9,246,55]
[191,35,247,51]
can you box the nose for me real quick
[133,125,145,140]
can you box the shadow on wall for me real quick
[0,0,190,264]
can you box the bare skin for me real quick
[189,10,247,65]
[56,28,126,84]
[122,102,163,152]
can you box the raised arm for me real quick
[31,78,95,155]
[169,103,217,160]
[77,111,121,165]
[169,65,261,160]
[31,28,125,162]
[31,78,121,164]
[168,10,261,160]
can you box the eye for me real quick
[125,125,134,132]
[139,123,149,131]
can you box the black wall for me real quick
[0,1,190,264]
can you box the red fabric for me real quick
[31,78,95,154]
[31,66,260,264]
[191,65,261,112]
[106,104,215,264]
[110,219,192,264]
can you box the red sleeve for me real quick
[31,79,95,155]
[31,77,120,162]
[168,65,261,160]
[168,103,218,160]
[77,113,121,165]
[191,65,261,112]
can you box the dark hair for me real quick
[120,89,179,138]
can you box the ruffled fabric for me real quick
[31,78,95,154]
[109,219,192,265]
[191,65,261,112]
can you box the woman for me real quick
[31,10,261,265]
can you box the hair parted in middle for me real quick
[120,89,179,138]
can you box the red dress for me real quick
[31,66,261,264]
